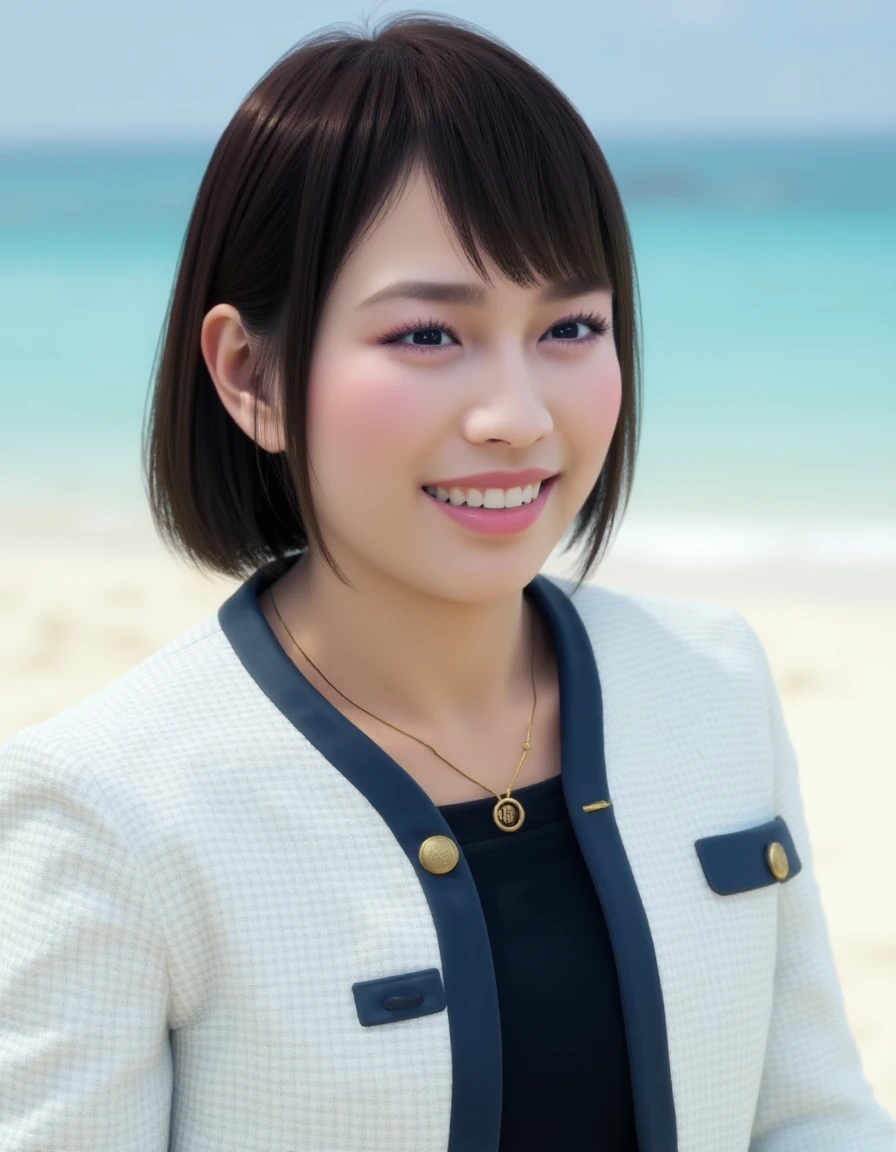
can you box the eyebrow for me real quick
[357,274,610,310]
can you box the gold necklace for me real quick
[268,588,538,832]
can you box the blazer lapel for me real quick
[529,575,678,1152]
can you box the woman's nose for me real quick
[464,353,553,445]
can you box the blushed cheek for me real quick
[307,360,427,487]
[599,361,623,428]
[570,360,623,451]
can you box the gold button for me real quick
[766,841,789,881]
[419,835,459,875]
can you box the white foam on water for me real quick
[601,516,896,569]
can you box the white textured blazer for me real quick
[1,559,894,1152]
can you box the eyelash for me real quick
[378,309,612,356]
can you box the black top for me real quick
[438,773,639,1152]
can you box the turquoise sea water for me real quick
[0,137,894,564]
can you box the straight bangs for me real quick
[144,13,640,587]
[334,33,618,295]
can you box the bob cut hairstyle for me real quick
[143,11,642,592]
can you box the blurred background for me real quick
[1,0,894,1115]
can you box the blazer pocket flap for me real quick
[695,815,802,895]
[352,967,447,1027]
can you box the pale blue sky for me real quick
[2,0,894,143]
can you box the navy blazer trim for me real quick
[352,967,447,1027]
[218,559,678,1152]
[530,573,678,1152]
[696,815,803,895]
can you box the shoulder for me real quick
[0,607,248,820]
[538,571,769,689]
[538,573,781,796]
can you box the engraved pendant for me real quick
[493,795,525,832]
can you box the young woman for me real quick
[1,14,893,1152]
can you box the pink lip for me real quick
[422,475,558,537]
[422,467,558,490]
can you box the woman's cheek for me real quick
[559,360,622,505]
[599,359,623,426]
[308,354,432,480]
[575,357,622,440]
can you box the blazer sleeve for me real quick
[0,730,172,1151]
[742,621,896,1151]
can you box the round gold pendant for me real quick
[493,795,525,832]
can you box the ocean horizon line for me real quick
[2,127,895,151]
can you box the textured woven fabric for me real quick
[1,570,894,1151]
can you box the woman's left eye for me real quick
[541,311,612,343]
[545,319,603,341]
[380,311,611,355]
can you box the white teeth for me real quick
[424,480,545,508]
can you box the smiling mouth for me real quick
[420,476,557,510]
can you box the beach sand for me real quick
[2,517,894,1118]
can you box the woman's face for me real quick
[302,163,622,604]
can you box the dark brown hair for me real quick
[143,11,642,591]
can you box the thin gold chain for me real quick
[268,588,538,804]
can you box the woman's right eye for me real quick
[396,327,455,347]
[380,318,460,356]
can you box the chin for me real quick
[411,553,554,603]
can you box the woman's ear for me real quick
[200,304,285,454]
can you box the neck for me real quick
[266,551,539,732]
